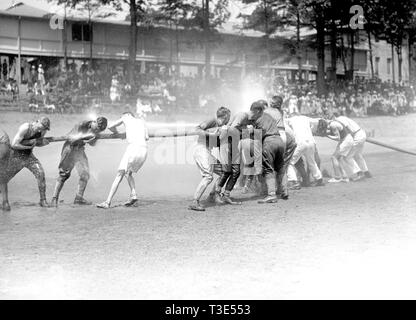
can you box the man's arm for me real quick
[11,124,35,150]
[195,118,219,137]
[308,117,319,135]
[327,124,341,141]
[229,112,248,130]
[67,122,97,144]
[35,130,50,147]
[145,123,149,141]
[107,118,124,134]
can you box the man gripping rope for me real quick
[255,101,287,204]
[189,107,230,212]
[325,115,372,183]
[335,115,372,180]
[286,114,324,189]
[231,101,286,204]
[213,110,256,205]
[97,111,148,209]
[51,117,108,207]
[10,117,51,207]
[264,96,297,200]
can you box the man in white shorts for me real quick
[326,116,368,183]
[335,115,372,179]
[286,114,324,188]
[96,111,148,209]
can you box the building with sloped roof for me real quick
[0,1,411,84]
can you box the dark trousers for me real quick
[58,143,89,183]
[218,164,241,192]
[262,135,286,175]
[8,150,47,200]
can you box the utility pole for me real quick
[296,7,302,81]
[391,43,395,84]
[63,3,68,71]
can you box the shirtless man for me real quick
[10,117,51,207]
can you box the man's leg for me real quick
[124,171,139,207]
[279,133,297,196]
[1,183,10,211]
[123,146,147,206]
[190,144,214,211]
[239,138,254,193]
[26,154,48,207]
[341,156,361,180]
[329,154,349,183]
[206,164,225,204]
[126,172,137,200]
[286,142,303,190]
[221,135,242,204]
[216,170,232,192]
[294,158,310,187]
[338,136,360,180]
[314,146,321,168]
[51,144,74,207]
[258,136,282,204]
[304,142,324,186]
[353,133,370,177]
[97,170,126,209]
[74,149,91,204]
[0,138,11,211]
[275,137,292,199]
[222,164,242,205]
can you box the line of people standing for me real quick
[189,95,372,211]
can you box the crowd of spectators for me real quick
[0,58,415,118]
[274,78,415,117]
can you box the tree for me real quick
[380,0,416,83]
[239,0,287,71]
[240,0,332,93]
[201,0,230,80]
[362,0,416,83]
[153,1,199,74]
[277,0,312,82]
[50,0,116,69]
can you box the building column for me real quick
[17,16,22,84]
[140,60,146,74]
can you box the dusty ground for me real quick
[0,111,416,299]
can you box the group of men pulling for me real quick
[0,110,149,211]
[1,94,371,212]
[189,95,372,211]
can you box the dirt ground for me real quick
[1,111,416,299]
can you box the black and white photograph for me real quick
[0,0,416,302]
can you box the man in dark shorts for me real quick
[51,117,108,207]
[10,117,51,207]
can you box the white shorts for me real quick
[118,144,147,173]
[334,135,354,157]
